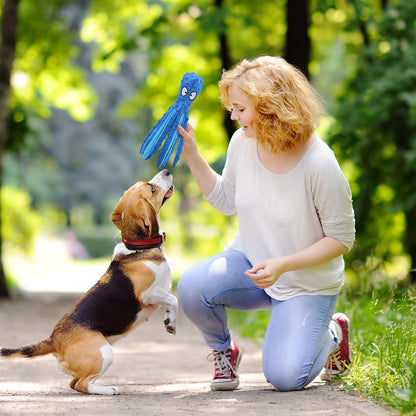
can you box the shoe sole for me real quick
[210,377,240,391]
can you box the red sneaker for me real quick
[321,313,352,381]
[209,340,242,391]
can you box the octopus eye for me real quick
[189,91,197,101]
[181,86,188,96]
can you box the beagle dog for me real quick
[0,169,178,395]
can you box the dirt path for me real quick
[0,290,396,416]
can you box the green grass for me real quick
[338,286,416,414]
[228,284,416,415]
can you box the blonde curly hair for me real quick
[219,56,323,152]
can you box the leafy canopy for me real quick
[329,0,416,266]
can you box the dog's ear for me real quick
[111,198,159,241]
[110,198,124,231]
[133,199,159,239]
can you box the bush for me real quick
[1,186,40,254]
[73,226,118,258]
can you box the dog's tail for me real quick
[0,338,54,358]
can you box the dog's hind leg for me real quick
[88,343,120,395]
[75,342,120,395]
[69,377,79,390]
[61,333,120,395]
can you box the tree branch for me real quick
[0,0,20,298]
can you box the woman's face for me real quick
[228,84,257,138]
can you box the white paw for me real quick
[88,382,121,395]
[164,317,176,334]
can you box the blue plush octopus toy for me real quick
[140,72,203,168]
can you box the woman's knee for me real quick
[263,360,307,392]
[177,267,203,308]
[177,252,236,307]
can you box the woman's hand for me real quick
[245,258,288,289]
[176,123,218,195]
[177,123,198,161]
[245,237,349,290]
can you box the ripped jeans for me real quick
[177,250,339,391]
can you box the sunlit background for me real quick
[2,0,415,295]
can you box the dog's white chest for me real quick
[142,260,171,291]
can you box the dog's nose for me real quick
[161,169,171,176]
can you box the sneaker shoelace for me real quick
[322,347,345,381]
[208,349,237,378]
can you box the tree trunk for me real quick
[0,0,20,298]
[214,0,235,141]
[351,0,371,47]
[284,0,311,78]
[405,210,416,285]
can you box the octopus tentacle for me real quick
[140,104,177,159]
[172,115,189,167]
[172,136,183,168]
[158,111,186,167]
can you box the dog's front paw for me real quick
[164,317,176,334]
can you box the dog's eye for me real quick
[149,184,157,193]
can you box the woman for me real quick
[176,56,355,391]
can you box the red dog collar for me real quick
[122,233,166,250]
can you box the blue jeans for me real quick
[177,250,339,391]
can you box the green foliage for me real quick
[81,0,162,71]
[84,0,286,65]
[74,226,117,258]
[1,187,40,254]
[7,107,30,152]
[158,169,239,260]
[228,309,270,344]
[12,0,97,121]
[328,0,416,271]
[309,0,384,111]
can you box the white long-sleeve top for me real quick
[205,128,355,300]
